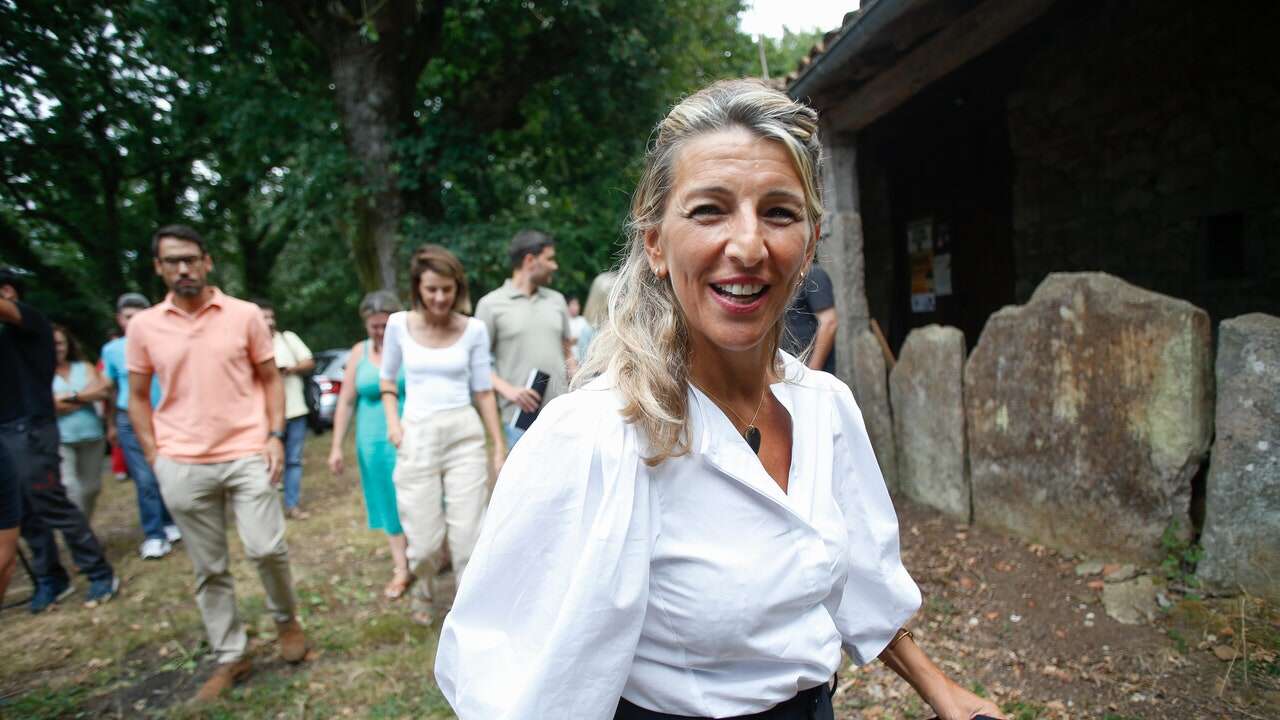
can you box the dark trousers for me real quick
[615,684,833,720]
[0,418,113,586]
[115,410,173,540]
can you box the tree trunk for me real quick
[327,42,409,291]
[279,1,446,291]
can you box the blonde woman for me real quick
[436,80,1002,720]
[380,245,506,625]
[574,270,618,362]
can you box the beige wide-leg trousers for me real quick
[155,454,298,663]
[394,405,488,600]
[59,438,106,520]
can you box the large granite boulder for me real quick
[966,273,1213,562]
[890,325,967,519]
[1198,313,1280,598]
[850,328,897,492]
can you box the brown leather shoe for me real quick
[193,658,251,702]
[276,618,307,663]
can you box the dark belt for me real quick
[615,682,833,720]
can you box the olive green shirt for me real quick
[474,280,572,423]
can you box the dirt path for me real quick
[1,437,1275,718]
[849,501,1280,719]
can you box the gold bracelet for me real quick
[886,627,914,651]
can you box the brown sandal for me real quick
[384,570,413,600]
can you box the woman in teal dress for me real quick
[328,291,412,599]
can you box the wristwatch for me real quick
[269,430,286,441]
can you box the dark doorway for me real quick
[859,40,1020,354]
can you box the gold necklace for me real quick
[693,382,769,454]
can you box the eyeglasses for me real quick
[158,255,203,268]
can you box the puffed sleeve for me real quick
[829,381,922,665]
[379,312,404,382]
[435,389,652,719]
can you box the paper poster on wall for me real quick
[907,218,935,313]
[933,253,952,296]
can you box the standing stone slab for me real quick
[890,325,967,519]
[850,328,897,492]
[1199,313,1280,598]
[965,273,1213,562]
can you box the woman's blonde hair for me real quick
[581,271,617,328]
[574,78,823,465]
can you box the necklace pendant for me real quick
[744,426,762,454]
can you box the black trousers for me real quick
[0,418,113,585]
[615,683,834,720]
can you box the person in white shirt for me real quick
[435,79,1003,720]
[380,244,506,625]
[256,300,315,520]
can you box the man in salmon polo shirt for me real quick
[126,224,307,703]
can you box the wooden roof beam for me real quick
[823,0,1058,132]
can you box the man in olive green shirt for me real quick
[474,230,576,447]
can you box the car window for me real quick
[322,352,349,377]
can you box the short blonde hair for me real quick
[575,79,823,465]
[581,271,617,329]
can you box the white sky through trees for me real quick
[739,0,854,38]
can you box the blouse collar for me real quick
[687,353,819,526]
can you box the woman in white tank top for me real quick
[379,245,506,625]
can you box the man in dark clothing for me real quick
[0,268,117,612]
[783,263,839,374]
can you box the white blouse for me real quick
[435,354,920,719]
[380,313,493,422]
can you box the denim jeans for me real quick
[283,416,307,510]
[116,410,173,541]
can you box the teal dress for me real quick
[356,341,406,535]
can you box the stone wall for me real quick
[850,328,897,492]
[965,273,1213,562]
[890,325,967,519]
[1198,314,1280,599]
[1007,1,1280,322]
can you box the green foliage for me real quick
[1001,700,1046,720]
[0,686,86,719]
[0,0,342,349]
[3,0,813,349]
[1159,522,1204,588]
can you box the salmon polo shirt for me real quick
[126,288,275,463]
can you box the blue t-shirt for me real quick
[101,336,161,411]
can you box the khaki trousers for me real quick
[394,405,488,600]
[155,454,297,663]
[59,438,106,520]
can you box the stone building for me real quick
[787,0,1280,587]
[788,0,1280,358]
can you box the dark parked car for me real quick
[306,348,350,432]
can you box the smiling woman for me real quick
[435,79,1003,720]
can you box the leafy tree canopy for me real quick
[1,0,825,353]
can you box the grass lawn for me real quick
[0,431,457,719]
